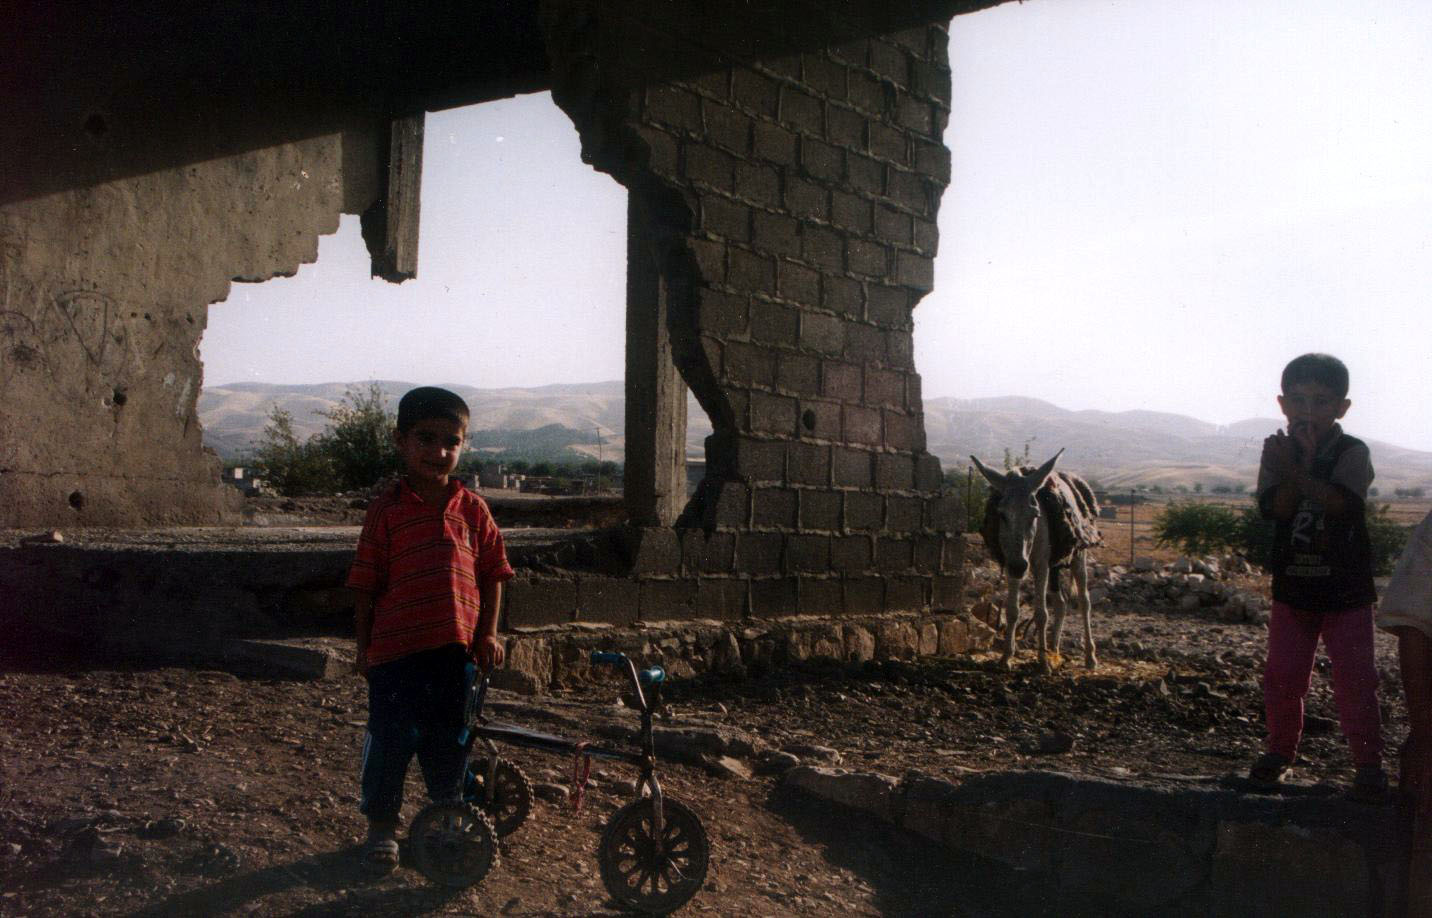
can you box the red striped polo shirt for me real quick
[346,479,515,666]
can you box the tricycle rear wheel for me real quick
[409,801,499,888]
[598,796,708,914]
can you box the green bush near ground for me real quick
[1366,503,1411,576]
[1153,502,1243,556]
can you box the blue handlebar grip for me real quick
[639,666,666,685]
[590,651,626,666]
[465,662,478,679]
[458,727,471,746]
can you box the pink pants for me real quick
[1263,601,1383,767]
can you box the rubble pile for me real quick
[1093,555,1272,625]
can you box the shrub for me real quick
[1367,503,1411,576]
[1235,506,1275,569]
[1153,502,1243,556]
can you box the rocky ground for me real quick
[0,544,1413,917]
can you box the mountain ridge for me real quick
[199,381,1432,490]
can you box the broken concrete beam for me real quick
[223,637,350,681]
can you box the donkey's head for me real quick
[971,449,1064,579]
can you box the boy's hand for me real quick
[471,634,505,670]
[1262,431,1299,476]
[1286,422,1317,467]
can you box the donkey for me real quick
[971,449,1102,673]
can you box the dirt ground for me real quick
[0,587,1412,917]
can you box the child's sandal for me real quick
[361,832,400,875]
[1248,752,1292,788]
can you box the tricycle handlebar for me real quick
[590,651,665,686]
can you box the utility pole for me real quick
[1129,489,1136,567]
[595,428,604,493]
[966,467,974,531]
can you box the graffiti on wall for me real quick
[1,253,145,401]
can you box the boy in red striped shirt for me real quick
[345,386,514,873]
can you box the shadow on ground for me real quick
[130,846,466,917]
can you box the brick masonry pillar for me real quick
[542,0,972,622]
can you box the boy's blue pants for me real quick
[359,643,471,824]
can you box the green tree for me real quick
[253,405,333,496]
[318,383,399,492]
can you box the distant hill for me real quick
[200,381,1432,491]
[199,380,628,462]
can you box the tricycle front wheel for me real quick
[598,796,709,914]
[464,756,533,837]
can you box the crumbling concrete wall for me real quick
[2,1,1001,632]
[0,129,380,526]
[521,0,967,625]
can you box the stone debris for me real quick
[780,743,843,765]
[1029,729,1075,755]
[531,781,570,804]
[707,755,754,780]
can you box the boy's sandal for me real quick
[361,834,400,874]
[1248,752,1292,788]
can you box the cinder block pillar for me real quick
[624,195,688,526]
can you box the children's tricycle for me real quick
[408,651,710,915]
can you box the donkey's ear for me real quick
[1028,448,1065,488]
[970,455,1006,491]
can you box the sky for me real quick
[203,0,1432,449]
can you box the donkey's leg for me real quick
[1000,576,1021,669]
[1074,550,1098,668]
[1048,566,1068,656]
[1032,559,1053,673]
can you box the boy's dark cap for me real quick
[397,386,469,432]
